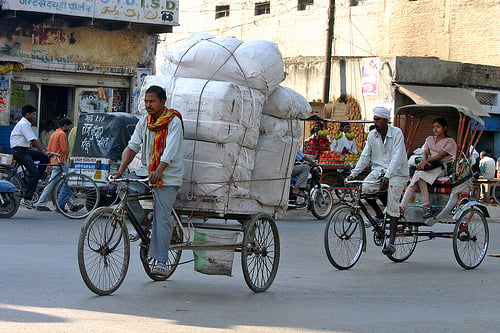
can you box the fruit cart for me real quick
[302,116,373,187]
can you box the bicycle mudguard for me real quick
[0,180,18,192]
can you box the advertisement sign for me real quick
[2,0,178,26]
[361,58,380,96]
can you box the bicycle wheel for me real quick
[386,223,418,262]
[311,187,335,219]
[0,192,20,218]
[54,173,100,219]
[241,213,280,292]
[453,208,489,269]
[324,205,365,270]
[78,207,130,295]
[492,183,500,204]
[139,224,183,281]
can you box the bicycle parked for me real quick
[0,152,100,219]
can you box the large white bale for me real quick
[262,86,313,119]
[181,161,251,198]
[180,140,255,199]
[260,115,303,139]
[167,77,265,129]
[183,140,255,171]
[183,119,260,149]
[161,35,285,96]
[250,134,300,208]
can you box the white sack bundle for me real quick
[167,77,265,129]
[259,115,303,139]
[180,140,255,198]
[183,119,260,149]
[250,134,300,207]
[262,86,313,119]
[181,161,251,198]
[161,34,285,96]
[183,140,255,171]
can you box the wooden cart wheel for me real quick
[241,213,280,292]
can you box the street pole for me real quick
[323,0,335,105]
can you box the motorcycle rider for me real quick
[292,149,317,195]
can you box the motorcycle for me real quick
[288,163,336,219]
[0,179,20,218]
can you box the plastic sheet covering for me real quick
[192,228,239,276]
[72,112,139,159]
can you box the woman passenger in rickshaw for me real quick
[400,117,457,218]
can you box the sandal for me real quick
[151,262,169,276]
[423,208,432,219]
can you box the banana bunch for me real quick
[0,62,26,75]
[344,153,360,163]
[318,129,329,138]
[334,132,343,140]
[345,132,355,141]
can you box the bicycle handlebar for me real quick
[345,179,381,185]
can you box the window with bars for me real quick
[298,0,313,11]
[215,5,230,19]
[255,2,270,15]
[476,92,498,106]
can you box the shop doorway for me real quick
[39,85,74,146]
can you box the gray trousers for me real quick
[292,164,309,189]
[149,185,179,263]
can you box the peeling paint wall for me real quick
[1,20,156,70]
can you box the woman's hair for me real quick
[433,117,449,137]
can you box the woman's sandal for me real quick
[151,262,169,276]
[423,208,433,219]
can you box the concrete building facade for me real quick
[158,0,500,155]
[0,0,179,149]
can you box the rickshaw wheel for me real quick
[324,206,365,270]
[386,222,418,263]
[453,208,489,269]
[78,207,130,296]
[139,225,183,281]
[241,213,280,292]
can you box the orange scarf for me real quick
[147,107,183,188]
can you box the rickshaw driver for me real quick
[346,107,409,256]
[114,85,184,276]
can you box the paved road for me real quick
[1,204,499,332]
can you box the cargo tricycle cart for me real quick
[77,176,280,295]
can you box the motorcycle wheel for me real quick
[0,192,20,218]
[311,187,334,219]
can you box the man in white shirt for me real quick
[479,150,496,201]
[331,122,357,154]
[115,85,184,276]
[10,104,50,209]
[347,107,409,255]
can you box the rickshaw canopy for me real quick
[396,104,486,126]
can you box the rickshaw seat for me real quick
[405,176,453,194]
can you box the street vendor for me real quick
[331,122,357,155]
[303,121,331,160]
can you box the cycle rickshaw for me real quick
[77,176,280,295]
[324,104,490,270]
